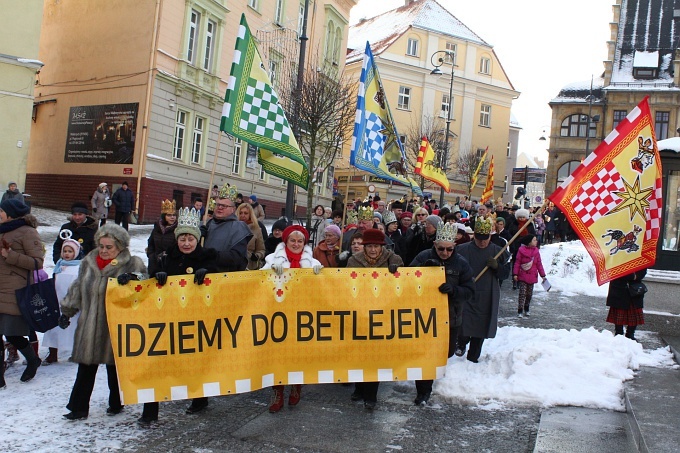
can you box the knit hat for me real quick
[99,182,107,188]
[496,217,505,225]
[324,224,342,238]
[521,234,537,246]
[400,212,413,219]
[272,218,288,233]
[0,199,30,218]
[249,194,257,202]
[71,202,89,215]
[515,208,530,219]
[175,207,202,241]
[372,211,383,222]
[362,228,386,245]
[391,201,404,210]
[282,225,309,244]
[425,215,442,228]
[61,238,82,257]
[95,223,130,251]
[8,181,16,187]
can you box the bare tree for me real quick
[401,112,450,191]
[454,145,489,199]
[278,62,357,227]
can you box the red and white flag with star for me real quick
[549,96,662,285]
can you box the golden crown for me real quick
[474,215,495,235]
[436,222,458,243]
[207,198,216,212]
[346,210,358,225]
[177,207,201,229]
[357,205,374,221]
[161,199,176,215]
[218,183,238,201]
[382,210,397,225]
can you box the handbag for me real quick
[15,259,60,333]
[627,281,648,297]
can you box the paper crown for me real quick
[357,205,374,221]
[175,207,201,239]
[207,198,216,212]
[346,210,358,225]
[218,183,238,201]
[382,210,397,225]
[436,222,458,243]
[474,215,495,236]
[161,199,176,215]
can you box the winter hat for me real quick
[282,225,309,244]
[372,211,383,222]
[400,212,413,220]
[391,201,404,211]
[496,217,505,225]
[425,215,443,228]
[99,182,107,188]
[95,223,130,251]
[272,218,288,233]
[0,199,30,218]
[324,224,342,238]
[61,238,82,257]
[8,181,16,187]
[249,194,257,202]
[71,202,89,215]
[521,234,537,246]
[515,208,530,220]
[362,228,386,245]
[175,207,202,240]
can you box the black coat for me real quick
[264,235,282,256]
[52,217,98,262]
[112,187,134,213]
[146,221,177,268]
[606,269,647,309]
[150,243,219,278]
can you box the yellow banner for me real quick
[106,268,448,405]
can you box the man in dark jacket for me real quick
[410,222,475,406]
[111,181,135,230]
[52,202,98,263]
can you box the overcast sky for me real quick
[349,0,615,163]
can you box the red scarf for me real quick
[96,255,113,270]
[517,219,529,236]
[285,249,303,268]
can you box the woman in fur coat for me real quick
[60,224,147,420]
[512,234,546,317]
[261,225,322,413]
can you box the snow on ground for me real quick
[2,207,677,450]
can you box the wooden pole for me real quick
[204,131,225,224]
[338,167,354,250]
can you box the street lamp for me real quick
[430,50,455,207]
[584,76,600,157]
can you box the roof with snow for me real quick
[346,0,488,64]
[552,77,606,103]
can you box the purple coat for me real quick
[513,244,545,284]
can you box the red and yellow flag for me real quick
[470,146,488,193]
[415,137,450,192]
[549,97,662,285]
[480,155,494,203]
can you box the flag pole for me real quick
[339,166,354,250]
[473,200,549,282]
[204,131,225,223]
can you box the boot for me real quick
[269,385,284,413]
[5,342,19,368]
[625,326,637,341]
[614,325,624,336]
[43,347,58,365]
[30,339,39,356]
[0,348,5,389]
[288,384,301,406]
[19,345,41,382]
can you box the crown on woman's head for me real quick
[346,210,358,225]
[177,207,200,229]
[436,222,458,243]
[382,210,397,225]
[357,205,374,221]
[218,183,238,201]
[161,199,176,215]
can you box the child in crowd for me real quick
[41,234,82,364]
[513,234,547,318]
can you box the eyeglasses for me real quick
[215,203,234,209]
[436,246,454,252]
[416,213,428,217]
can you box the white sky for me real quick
[349,0,615,163]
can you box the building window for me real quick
[560,114,595,138]
[274,0,284,24]
[503,175,508,193]
[203,20,215,71]
[557,160,581,185]
[444,42,457,65]
[398,86,411,110]
[476,148,486,158]
[187,10,200,64]
[259,165,266,180]
[232,138,242,174]
[173,110,187,160]
[324,20,335,63]
[613,110,627,128]
[655,111,670,140]
[479,57,490,74]
[298,2,305,36]
[191,116,205,164]
[399,135,407,148]
[479,104,491,127]
[269,59,278,85]
[406,38,419,57]
[506,141,511,157]
[248,0,259,10]
[441,94,450,118]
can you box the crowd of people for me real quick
[0,184,647,424]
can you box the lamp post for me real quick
[584,76,600,157]
[430,50,455,207]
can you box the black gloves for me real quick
[250,253,258,261]
[58,314,70,329]
[438,282,454,294]
[194,268,208,285]
[117,273,132,285]
[155,272,168,286]
[93,208,97,213]
[423,259,441,267]
[388,264,399,274]
[486,257,499,270]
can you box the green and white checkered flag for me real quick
[220,14,309,189]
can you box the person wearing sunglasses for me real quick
[409,222,475,406]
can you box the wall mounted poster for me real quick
[64,103,139,163]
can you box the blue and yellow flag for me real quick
[220,14,309,189]
[350,42,416,191]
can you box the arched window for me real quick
[560,114,596,138]
[325,20,335,62]
[556,160,581,185]
[333,26,342,64]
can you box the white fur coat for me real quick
[262,242,321,269]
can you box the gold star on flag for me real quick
[609,176,653,221]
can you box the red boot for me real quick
[288,385,302,406]
[269,386,284,413]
